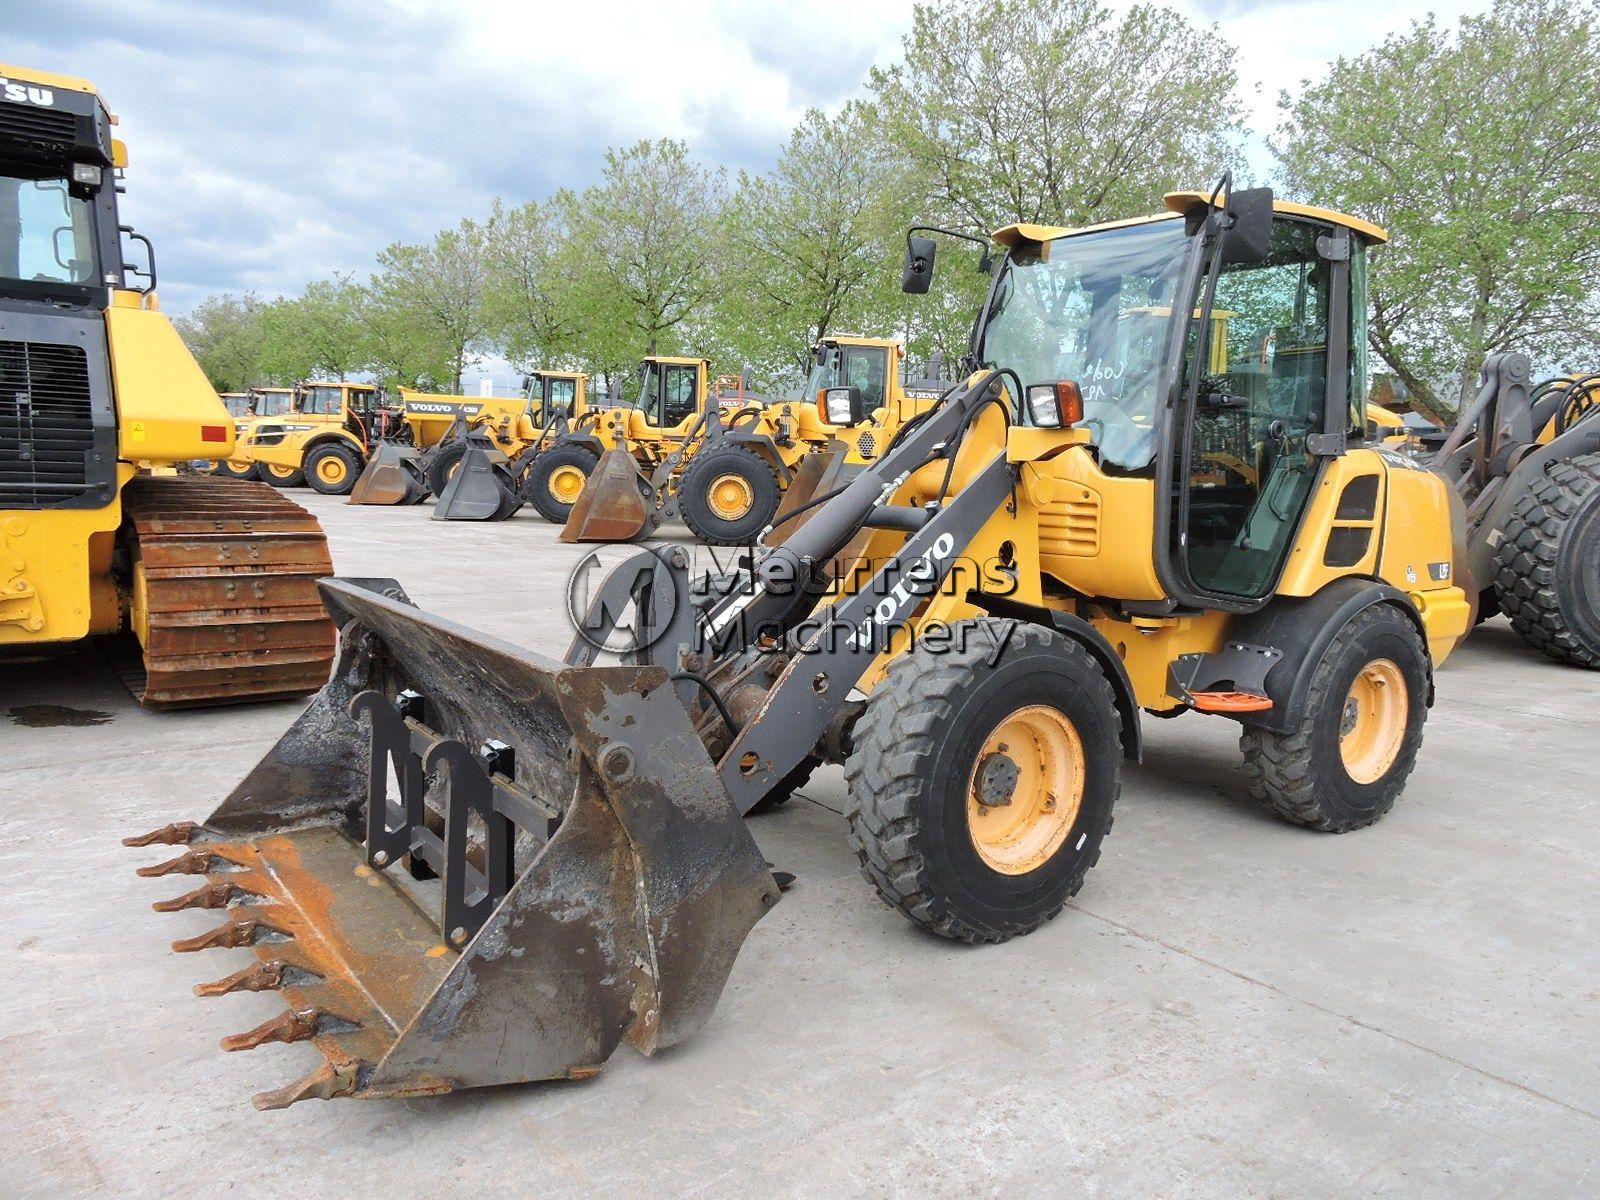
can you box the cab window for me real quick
[662,364,699,424]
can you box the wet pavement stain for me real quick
[8,704,114,728]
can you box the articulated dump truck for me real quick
[0,65,334,706]
[129,180,1477,1109]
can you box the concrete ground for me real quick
[3,489,1596,1199]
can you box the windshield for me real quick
[256,391,292,416]
[0,168,98,285]
[981,219,1190,471]
[805,345,890,414]
[300,385,343,415]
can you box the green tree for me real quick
[173,292,271,391]
[870,0,1244,234]
[1276,0,1600,413]
[560,139,726,370]
[370,218,491,392]
[719,102,917,380]
[259,275,372,382]
[483,195,578,372]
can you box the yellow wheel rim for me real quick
[707,473,754,521]
[967,704,1084,875]
[316,456,348,485]
[265,464,296,480]
[549,464,586,503]
[1339,658,1408,784]
[226,459,252,473]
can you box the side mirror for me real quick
[1220,187,1274,265]
[822,385,866,426]
[902,236,937,294]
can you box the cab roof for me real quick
[992,192,1387,257]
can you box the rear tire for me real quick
[1492,453,1600,668]
[526,444,600,523]
[678,447,780,545]
[260,462,305,488]
[844,618,1121,943]
[1240,604,1429,832]
[305,442,362,495]
[212,459,258,481]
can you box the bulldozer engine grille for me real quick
[0,99,77,152]
[0,339,96,505]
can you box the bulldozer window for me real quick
[0,168,98,285]
[981,219,1189,472]
[1179,216,1334,600]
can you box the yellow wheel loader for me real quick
[207,386,294,481]
[556,345,949,544]
[424,370,593,519]
[127,179,1473,1107]
[245,381,414,494]
[1422,363,1600,665]
[0,64,335,707]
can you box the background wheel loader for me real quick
[556,344,951,544]
[205,385,295,480]
[0,64,336,707]
[423,370,593,518]
[128,179,1473,1108]
[1421,361,1599,665]
[245,381,413,493]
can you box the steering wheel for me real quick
[1076,398,1155,467]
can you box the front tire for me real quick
[525,444,600,523]
[260,462,305,488]
[423,439,470,498]
[305,442,362,495]
[1493,453,1600,667]
[843,618,1121,944]
[677,447,780,545]
[1240,604,1429,832]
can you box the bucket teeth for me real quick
[171,916,280,953]
[123,821,198,847]
[153,880,245,912]
[194,958,287,997]
[252,1049,362,1111]
[220,1005,323,1053]
[136,848,221,878]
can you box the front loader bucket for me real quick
[559,448,659,543]
[768,442,860,547]
[126,578,779,1109]
[348,443,429,506]
[432,439,522,521]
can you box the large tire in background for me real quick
[211,459,259,481]
[1492,453,1600,668]
[526,444,600,524]
[259,461,306,488]
[304,442,363,496]
[1240,604,1429,833]
[677,447,780,545]
[843,618,1121,944]
[423,439,471,498]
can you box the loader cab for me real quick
[975,190,1384,611]
[248,387,294,418]
[806,337,898,426]
[219,392,250,417]
[526,371,586,424]
[632,357,708,431]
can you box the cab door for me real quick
[1174,215,1352,602]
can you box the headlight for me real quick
[824,387,860,426]
[1025,381,1083,428]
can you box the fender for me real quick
[1227,577,1432,734]
[723,430,794,487]
[302,429,365,458]
[972,593,1143,763]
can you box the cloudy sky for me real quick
[8,0,1486,317]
